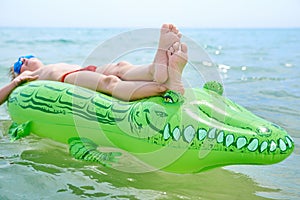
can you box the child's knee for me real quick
[106,75,121,89]
[116,61,130,67]
[102,75,121,91]
[114,61,132,77]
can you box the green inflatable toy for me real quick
[7,80,294,173]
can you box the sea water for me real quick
[0,27,299,200]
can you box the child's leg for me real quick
[153,24,181,83]
[95,24,181,83]
[96,61,155,81]
[112,79,167,101]
[164,42,188,95]
[63,71,166,101]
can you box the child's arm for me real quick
[0,75,39,105]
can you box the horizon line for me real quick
[1,25,300,29]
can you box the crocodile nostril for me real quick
[257,127,270,134]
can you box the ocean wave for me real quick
[4,38,76,45]
[259,90,300,99]
[240,76,286,81]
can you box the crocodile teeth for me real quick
[247,138,259,151]
[260,141,268,152]
[198,129,207,141]
[279,139,287,152]
[183,125,195,143]
[172,127,181,141]
[225,134,234,147]
[163,124,171,140]
[285,136,293,148]
[287,135,294,143]
[236,137,247,149]
[217,131,224,143]
[270,140,277,152]
[208,128,217,139]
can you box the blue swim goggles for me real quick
[13,55,35,74]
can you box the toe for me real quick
[168,45,175,57]
[171,26,179,34]
[167,49,172,57]
[181,43,188,53]
[173,42,180,51]
[177,32,182,38]
[161,24,169,33]
[169,46,175,54]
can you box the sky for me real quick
[0,0,299,28]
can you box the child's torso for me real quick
[38,63,81,81]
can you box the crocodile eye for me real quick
[164,96,174,103]
[163,90,184,104]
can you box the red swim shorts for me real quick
[61,65,97,82]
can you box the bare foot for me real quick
[152,24,182,83]
[164,42,188,94]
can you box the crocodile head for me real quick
[125,83,294,172]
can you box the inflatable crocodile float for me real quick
[7,80,294,173]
